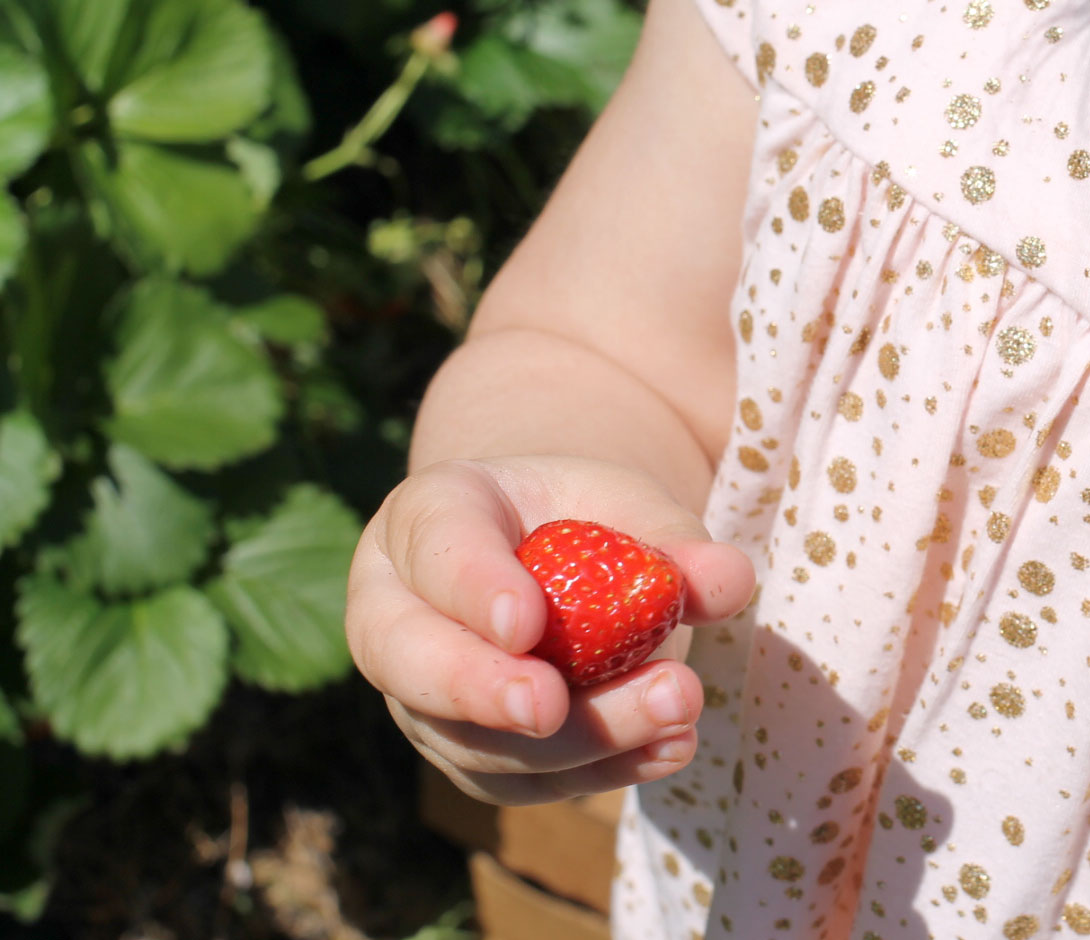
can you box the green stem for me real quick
[302,52,430,182]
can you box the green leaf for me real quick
[226,135,280,211]
[0,411,60,555]
[108,0,273,143]
[205,485,360,692]
[104,279,284,470]
[16,576,229,759]
[78,139,261,276]
[233,294,327,347]
[46,0,132,93]
[0,188,26,288]
[246,29,311,149]
[0,44,51,180]
[506,0,641,113]
[59,444,216,596]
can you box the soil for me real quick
[1,680,474,940]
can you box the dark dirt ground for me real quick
[0,680,475,940]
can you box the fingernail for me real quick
[490,591,519,648]
[504,678,538,734]
[645,737,691,765]
[644,672,690,728]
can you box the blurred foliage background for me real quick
[0,0,641,937]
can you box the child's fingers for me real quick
[348,574,570,736]
[432,728,700,806]
[651,536,756,624]
[369,460,548,653]
[404,660,703,776]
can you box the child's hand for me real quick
[346,455,754,805]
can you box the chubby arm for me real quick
[410,0,758,510]
[347,0,759,805]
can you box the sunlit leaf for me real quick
[16,577,229,760]
[78,139,261,276]
[233,294,327,347]
[103,279,283,470]
[0,45,51,180]
[58,444,216,596]
[46,0,132,93]
[205,485,360,691]
[108,0,273,143]
[0,411,60,555]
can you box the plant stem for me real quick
[302,52,430,182]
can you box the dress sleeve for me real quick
[689,0,757,89]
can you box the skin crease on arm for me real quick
[347,0,760,804]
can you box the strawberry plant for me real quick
[0,0,639,927]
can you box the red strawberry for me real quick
[515,519,686,687]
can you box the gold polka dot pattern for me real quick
[613,1,1090,937]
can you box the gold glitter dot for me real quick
[946,94,982,129]
[950,767,967,784]
[975,247,1005,277]
[968,702,988,719]
[884,183,905,211]
[1003,815,1025,845]
[1002,915,1039,940]
[1018,560,1054,595]
[987,512,1011,543]
[993,139,1010,157]
[1044,25,1063,43]
[878,343,900,380]
[940,139,958,159]
[850,80,876,113]
[1068,150,1090,180]
[771,217,783,234]
[739,310,753,344]
[788,454,800,490]
[894,795,927,829]
[1055,122,1070,139]
[755,42,776,85]
[810,820,840,844]
[963,0,994,28]
[1032,465,1060,502]
[769,855,805,882]
[850,24,878,57]
[916,260,933,279]
[1063,904,1090,935]
[788,186,810,221]
[778,148,798,175]
[805,530,836,566]
[960,863,992,899]
[827,457,857,493]
[829,767,863,793]
[872,161,890,183]
[990,682,1026,718]
[1024,0,1049,7]
[693,882,712,907]
[805,52,829,87]
[818,197,846,232]
[1016,236,1047,268]
[961,165,996,204]
[738,446,769,472]
[996,326,1036,365]
[984,77,1002,94]
[999,612,1037,648]
[739,398,763,431]
[838,392,864,421]
[977,429,1017,458]
[817,857,846,885]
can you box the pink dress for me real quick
[613,1,1090,937]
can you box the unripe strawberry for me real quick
[516,520,685,687]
